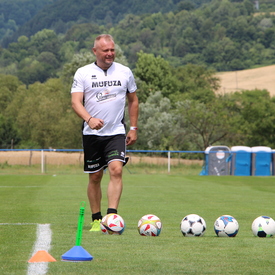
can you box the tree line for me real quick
[1,0,213,46]
[2,0,275,48]
[1,51,275,152]
[0,0,275,86]
[0,0,275,152]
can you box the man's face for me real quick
[93,38,115,70]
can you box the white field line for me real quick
[0,186,43,188]
[27,223,53,275]
[0,223,37,225]
[0,186,74,188]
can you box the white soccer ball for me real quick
[100,213,125,235]
[252,216,275,237]
[180,214,206,237]
[138,214,162,236]
[214,215,239,237]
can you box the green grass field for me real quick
[1,167,275,274]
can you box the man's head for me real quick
[92,34,115,70]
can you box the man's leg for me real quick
[107,161,123,212]
[88,170,103,231]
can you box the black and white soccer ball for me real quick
[214,215,239,237]
[180,214,206,237]
[252,216,275,237]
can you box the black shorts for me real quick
[83,134,126,173]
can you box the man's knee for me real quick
[108,161,123,176]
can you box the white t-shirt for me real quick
[71,62,137,136]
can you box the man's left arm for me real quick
[126,91,139,146]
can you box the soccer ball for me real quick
[180,214,206,237]
[252,216,275,237]
[100,213,125,235]
[138,214,162,236]
[214,215,239,237]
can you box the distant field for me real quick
[216,64,275,96]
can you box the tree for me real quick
[134,91,178,150]
[62,51,95,83]
[177,1,196,12]
[0,74,23,148]
[111,14,141,45]
[0,114,20,148]
[58,40,79,63]
[53,109,83,148]
[63,23,102,42]
[170,64,219,104]
[30,29,60,55]
[175,98,232,150]
[0,74,22,114]
[134,51,178,102]
[11,78,70,148]
[17,59,55,84]
[230,89,275,148]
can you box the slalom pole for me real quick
[75,201,85,246]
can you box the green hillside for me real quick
[1,0,213,46]
[0,0,58,44]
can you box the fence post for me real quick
[168,151,171,173]
[41,150,45,174]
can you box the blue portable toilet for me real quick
[200,146,231,176]
[231,146,251,176]
[251,146,272,176]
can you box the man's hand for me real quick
[87,117,104,130]
[126,130,137,146]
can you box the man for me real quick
[71,34,139,231]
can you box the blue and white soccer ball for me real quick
[252,216,275,237]
[180,214,206,237]
[100,214,125,235]
[214,215,239,237]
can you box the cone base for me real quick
[28,250,56,263]
[61,246,93,262]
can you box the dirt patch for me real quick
[127,155,202,165]
[216,64,275,96]
[0,151,84,166]
[0,151,203,166]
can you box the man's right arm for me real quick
[71,92,104,130]
[71,92,91,122]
